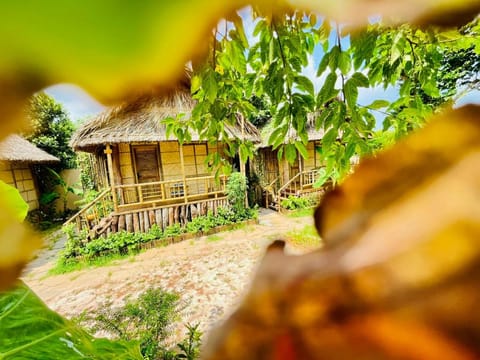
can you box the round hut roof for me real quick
[0,135,60,163]
[71,82,260,152]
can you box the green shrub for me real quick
[280,195,318,210]
[80,288,199,360]
[58,206,258,268]
[226,172,247,214]
[164,223,184,238]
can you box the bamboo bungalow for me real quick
[255,118,329,210]
[68,84,260,237]
[0,134,59,210]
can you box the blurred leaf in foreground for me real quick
[1,0,480,137]
[0,281,143,360]
[203,106,480,359]
[0,181,40,291]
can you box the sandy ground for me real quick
[23,209,315,342]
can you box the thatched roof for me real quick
[71,83,261,152]
[0,135,60,163]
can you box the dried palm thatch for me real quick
[71,80,260,152]
[0,135,59,163]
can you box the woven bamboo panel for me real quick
[118,143,130,153]
[160,141,179,152]
[161,150,180,165]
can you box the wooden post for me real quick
[239,114,248,208]
[179,143,188,203]
[299,151,304,189]
[104,144,118,212]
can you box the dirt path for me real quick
[23,210,314,341]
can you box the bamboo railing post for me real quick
[179,143,188,204]
[138,184,144,204]
[104,144,118,212]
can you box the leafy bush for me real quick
[280,195,318,210]
[59,206,258,267]
[82,287,198,360]
[226,172,247,214]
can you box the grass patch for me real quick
[286,225,322,249]
[286,207,314,218]
[49,251,141,276]
[207,234,223,242]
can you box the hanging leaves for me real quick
[0,182,40,291]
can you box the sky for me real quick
[43,8,479,125]
[44,84,105,123]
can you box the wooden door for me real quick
[133,146,161,199]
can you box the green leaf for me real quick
[0,181,28,222]
[350,72,370,88]
[338,51,351,75]
[0,282,143,359]
[329,46,341,71]
[294,141,308,159]
[322,128,338,149]
[317,72,338,105]
[230,41,247,74]
[268,126,287,149]
[332,101,347,128]
[285,143,297,164]
[344,78,359,108]
[390,31,406,64]
[238,143,249,164]
[191,75,201,94]
[294,75,315,96]
[366,99,390,109]
[345,142,356,158]
[316,51,330,76]
[203,69,218,104]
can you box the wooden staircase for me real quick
[264,169,326,211]
[64,188,115,239]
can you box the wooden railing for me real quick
[264,176,279,209]
[64,175,229,234]
[115,174,228,211]
[277,168,323,204]
[64,189,113,232]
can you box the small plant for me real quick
[79,288,201,360]
[176,323,202,360]
[280,195,318,210]
[45,167,83,217]
[226,172,247,214]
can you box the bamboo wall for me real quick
[113,141,225,198]
[0,161,39,210]
[118,143,137,203]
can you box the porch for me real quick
[65,174,229,237]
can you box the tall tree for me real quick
[25,92,76,170]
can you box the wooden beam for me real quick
[239,113,248,207]
[179,143,188,203]
[104,144,118,212]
